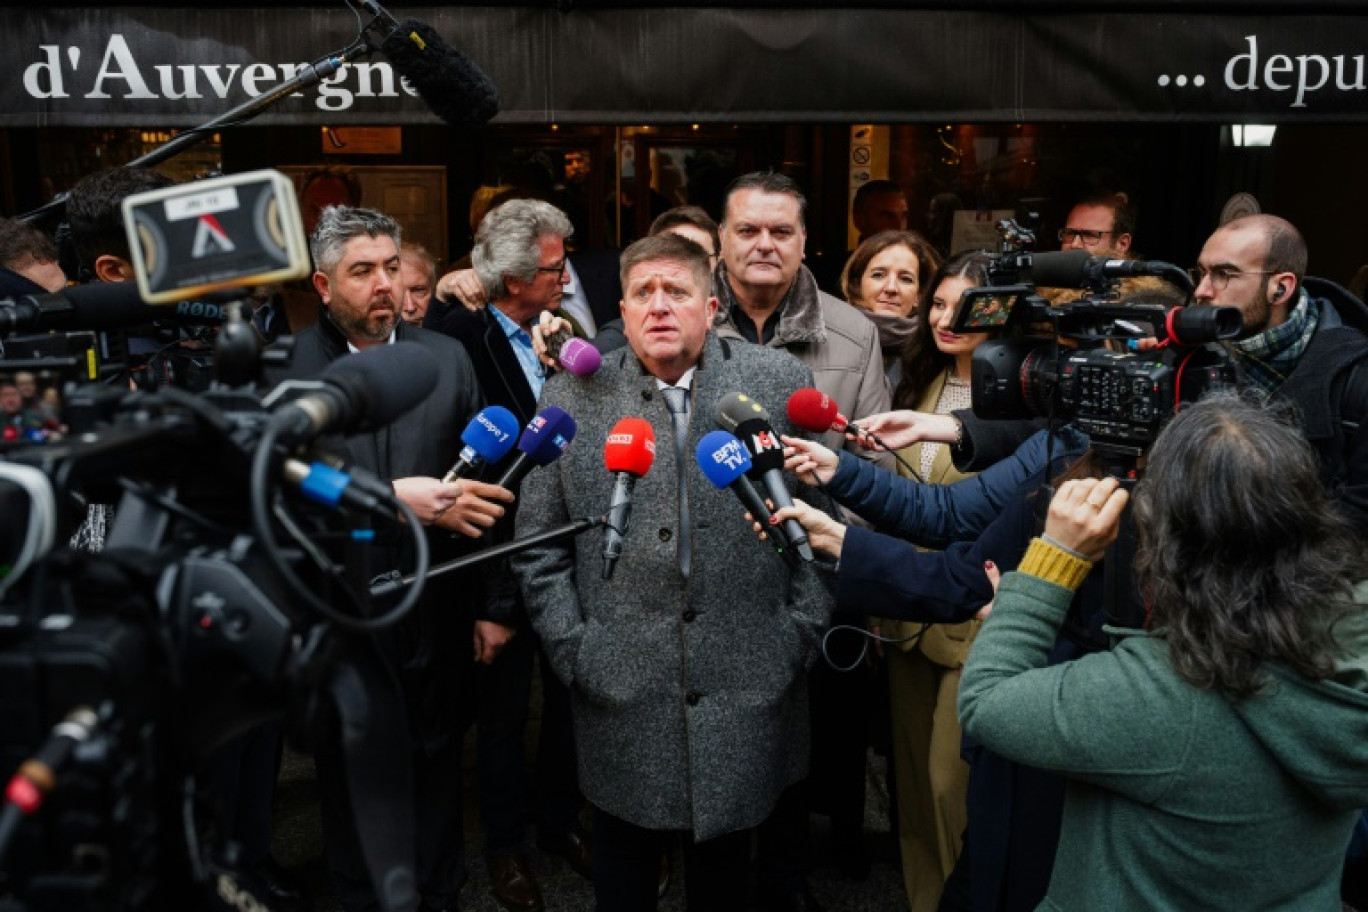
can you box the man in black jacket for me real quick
[1193,213,1368,532]
[430,198,590,911]
[273,204,513,912]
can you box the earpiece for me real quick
[1272,285,1287,301]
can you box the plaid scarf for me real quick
[1231,291,1318,393]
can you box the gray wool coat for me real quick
[510,332,834,841]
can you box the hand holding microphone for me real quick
[717,393,813,562]
[786,388,927,482]
[601,417,656,580]
[533,311,602,377]
[443,406,520,482]
[765,499,848,561]
[695,430,796,567]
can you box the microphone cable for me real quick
[249,418,427,632]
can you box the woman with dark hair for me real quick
[959,393,1368,909]
[839,230,940,382]
[860,248,995,912]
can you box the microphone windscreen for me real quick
[1028,249,1092,289]
[786,387,840,433]
[382,19,499,126]
[6,283,229,333]
[715,391,770,433]
[516,406,577,466]
[695,430,753,488]
[461,405,520,462]
[559,337,602,377]
[733,418,785,473]
[604,417,656,477]
[321,341,439,433]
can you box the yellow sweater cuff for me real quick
[1018,538,1094,590]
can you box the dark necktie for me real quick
[661,385,691,577]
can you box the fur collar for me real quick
[712,261,827,347]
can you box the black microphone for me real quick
[731,417,814,563]
[0,283,230,336]
[1030,250,1193,293]
[268,341,438,445]
[372,11,499,126]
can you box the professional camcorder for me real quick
[951,218,1243,460]
[0,171,427,912]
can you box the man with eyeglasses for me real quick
[1057,190,1134,259]
[1193,213,1368,531]
[430,197,590,911]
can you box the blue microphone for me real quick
[443,405,520,482]
[695,430,793,561]
[494,406,578,489]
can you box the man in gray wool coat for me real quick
[511,232,834,910]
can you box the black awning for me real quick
[5,6,1368,126]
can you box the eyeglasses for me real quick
[1057,228,1115,247]
[536,259,569,276]
[1187,265,1278,291]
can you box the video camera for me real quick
[950,218,1243,462]
[0,172,426,912]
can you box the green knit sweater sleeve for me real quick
[958,570,1195,801]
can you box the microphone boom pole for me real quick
[21,6,392,225]
[371,516,603,599]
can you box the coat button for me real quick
[641,389,654,401]
[686,691,701,706]
[683,610,696,623]
[658,528,672,542]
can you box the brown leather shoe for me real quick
[537,826,593,880]
[486,854,544,912]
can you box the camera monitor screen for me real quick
[949,285,1031,334]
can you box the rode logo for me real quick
[175,300,225,319]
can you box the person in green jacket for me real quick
[959,392,1368,911]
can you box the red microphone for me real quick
[602,418,656,579]
[787,387,859,434]
[786,387,927,483]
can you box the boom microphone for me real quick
[1029,250,1193,293]
[375,13,500,126]
[0,283,230,336]
[267,341,439,446]
[494,406,578,489]
[695,430,795,567]
[601,417,656,580]
[443,405,520,482]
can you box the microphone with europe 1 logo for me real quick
[493,406,578,489]
[543,327,603,378]
[695,430,797,568]
[442,405,520,483]
[601,417,657,580]
[716,392,812,562]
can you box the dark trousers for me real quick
[476,630,582,856]
[316,734,467,912]
[592,804,750,912]
[204,722,283,870]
